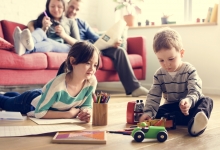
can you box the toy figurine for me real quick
[131,122,168,142]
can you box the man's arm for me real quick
[85,23,99,43]
[77,18,99,43]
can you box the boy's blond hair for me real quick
[153,27,183,53]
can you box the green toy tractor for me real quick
[131,122,168,142]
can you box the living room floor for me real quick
[0,90,219,149]
[106,93,220,150]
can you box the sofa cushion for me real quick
[45,52,67,69]
[0,37,14,50]
[1,20,27,45]
[0,22,4,38]
[100,54,143,71]
[0,50,48,69]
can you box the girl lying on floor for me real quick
[0,41,100,123]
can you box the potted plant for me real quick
[113,0,144,26]
[161,13,172,24]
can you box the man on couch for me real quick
[28,0,148,97]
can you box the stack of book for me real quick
[205,3,218,23]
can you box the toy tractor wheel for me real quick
[134,131,145,142]
[157,131,168,142]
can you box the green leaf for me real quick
[115,4,125,11]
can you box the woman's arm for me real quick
[61,34,78,45]
[55,25,78,45]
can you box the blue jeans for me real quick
[25,28,71,53]
[0,89,42,114]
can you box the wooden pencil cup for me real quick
[92,103,108,126]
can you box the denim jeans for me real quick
[155,96,213,125]
[25,28,71,54]
[0,89,42,114]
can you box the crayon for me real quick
[108,131,132,135]
[43,11,48,17]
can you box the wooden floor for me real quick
[0,93,219,150]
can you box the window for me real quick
[137,0,218,25]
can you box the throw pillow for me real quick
[97,26,128,51]
[0,37,14,50]
[94,19,128,51]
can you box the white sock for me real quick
[13,27,26,56]
[191,111,208,135]
[20,29,34,50]
[132,86,149,97]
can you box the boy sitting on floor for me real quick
[139,27,213,137]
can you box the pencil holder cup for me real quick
[92,103,108,126]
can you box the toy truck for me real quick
[137,113,176,129]
[127,101,176,129]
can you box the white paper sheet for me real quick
[0,124,85,137]
[29,117,85,125]
[0,111,23,120]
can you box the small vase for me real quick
[161,17,168,24]
[123,14,136,27]
[145,20,149,25]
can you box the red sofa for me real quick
[0,20,146,89]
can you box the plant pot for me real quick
[124,14,136,27]
[161,17,168,24]
[145,20,149,25]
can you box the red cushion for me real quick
[45,52,67,69]
[1,20,26,45]
[0,37,14,50]
[0,22,4,38]
[0,50,48,69]
[0,70,57,85]
[100,54,143,71]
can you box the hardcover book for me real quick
[52,130,107,144]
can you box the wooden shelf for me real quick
[129,22,218,29]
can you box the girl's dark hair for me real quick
[34,0,66,28]
[65,41,100,72]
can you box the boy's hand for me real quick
[179,98,191,116]
[139,113,151,122]
[77,109,91,123]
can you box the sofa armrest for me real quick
[127,36,147,79]
[127,36,146,56]
[1,20,27,45]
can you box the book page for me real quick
[94,19,127,50]
[0,125,85,137]
[0,111,24,120]
[29,117,85,125]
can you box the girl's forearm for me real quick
[40,109,79,119]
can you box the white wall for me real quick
[95,1,220,95]
[0,0,98,26]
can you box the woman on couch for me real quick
[14,0,80,56]
[0,41,99,123]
